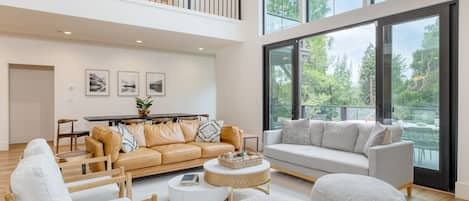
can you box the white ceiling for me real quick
[0,5,241,55]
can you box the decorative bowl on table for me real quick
[218,152,263,169]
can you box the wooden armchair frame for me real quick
[4,155,157,201]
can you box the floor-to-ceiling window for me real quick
[300,23,376,121]
[264,2,457,191]
[264,0,301,34]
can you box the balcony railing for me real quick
[148,0,241,20]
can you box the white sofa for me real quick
[263,120,414,194]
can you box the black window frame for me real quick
[263,1,458,192]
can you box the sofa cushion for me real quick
[221,125,244,150]
[322,122,359,152]
[126,124,146,147]
[110,125,138,153]
[385,124,403,142]
[92,126,122,162]
[363,123,388,157]
[264,144,369,175]
[309,120,325,146]
[11,155,72,201]
[67,176,119,201]
[189,142,234,158]
[281,119,310,145]
[151,144,202,164]
[114,148,162,171]
[145,123,185,147]
[196,120,224,143]
[354,123,375,153]
[180,120,200,142]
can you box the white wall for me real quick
[9,66,55,144]
[456,0,469,199]
[0,33,216,149]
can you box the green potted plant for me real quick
[136,96,153,117]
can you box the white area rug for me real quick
[131,167,312,201]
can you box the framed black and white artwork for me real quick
[85,69,110,96]
[118,71,139,96]
[146,72,166,96]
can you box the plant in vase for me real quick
[136,96,153,117]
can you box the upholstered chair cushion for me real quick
[11,155,72,201]
[92,126,122,162]
[180,120,200,142]
[23,138,55,161]
[126,124,146,147]
[309,120,325,146]
[281,119,310,145]
[322,122,359,152]
[145,123,186,147]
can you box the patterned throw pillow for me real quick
[111,125,138,153]
[196,120,224,143]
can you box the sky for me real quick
[316,15,438,86]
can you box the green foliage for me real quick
[266,0,300,20]
[136,96,153,110]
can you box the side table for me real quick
[243,134,260,152]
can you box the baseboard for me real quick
[0,140,9,151]
[456,181,469,200]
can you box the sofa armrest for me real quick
[368,141,414,188]
[221,126,244,150]
[85,137,106,172]
[92,126,122,163]
[263,130,282,146]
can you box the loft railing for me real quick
[148,0,241,20]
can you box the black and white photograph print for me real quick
[146,72,166,96]
[118,71,139,96]
[85,69,110,96]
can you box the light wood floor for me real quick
[0,143,465,201]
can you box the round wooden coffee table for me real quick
[203,159,271,201]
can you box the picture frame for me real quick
[146,72,166,96]
[85,69,110,96]
[118,71,139,96]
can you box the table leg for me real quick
[229,188,234,201]
[256,137,259,152]
[70,136,73,151]
[243,139,247,152]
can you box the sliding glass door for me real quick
[264,2,457,191]
[264,42,298,129]
[378,5,452,190]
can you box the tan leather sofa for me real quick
[85,122,243,178]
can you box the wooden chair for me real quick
[121,119,147,125]
[4,155,158,201]
[56,119,90,153]
[151,118,173,125]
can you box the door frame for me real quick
[263,39,299,130]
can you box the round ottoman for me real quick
[311,174,405,201]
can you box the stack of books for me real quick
[180,174,199,186]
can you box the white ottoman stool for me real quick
[311,174,406,201]
[240,195,304,201]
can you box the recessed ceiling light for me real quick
[198,47,204,51]
[136,40,143,44]
[63,31,72,35]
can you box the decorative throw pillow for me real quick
[196,120,224,143]
[363,122,387,157]
[111,125,138,153]
[126,124,146,147]
[281,119,310,145]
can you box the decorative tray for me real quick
[218,152,263,169]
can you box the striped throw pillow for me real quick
[111,125,138,153]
